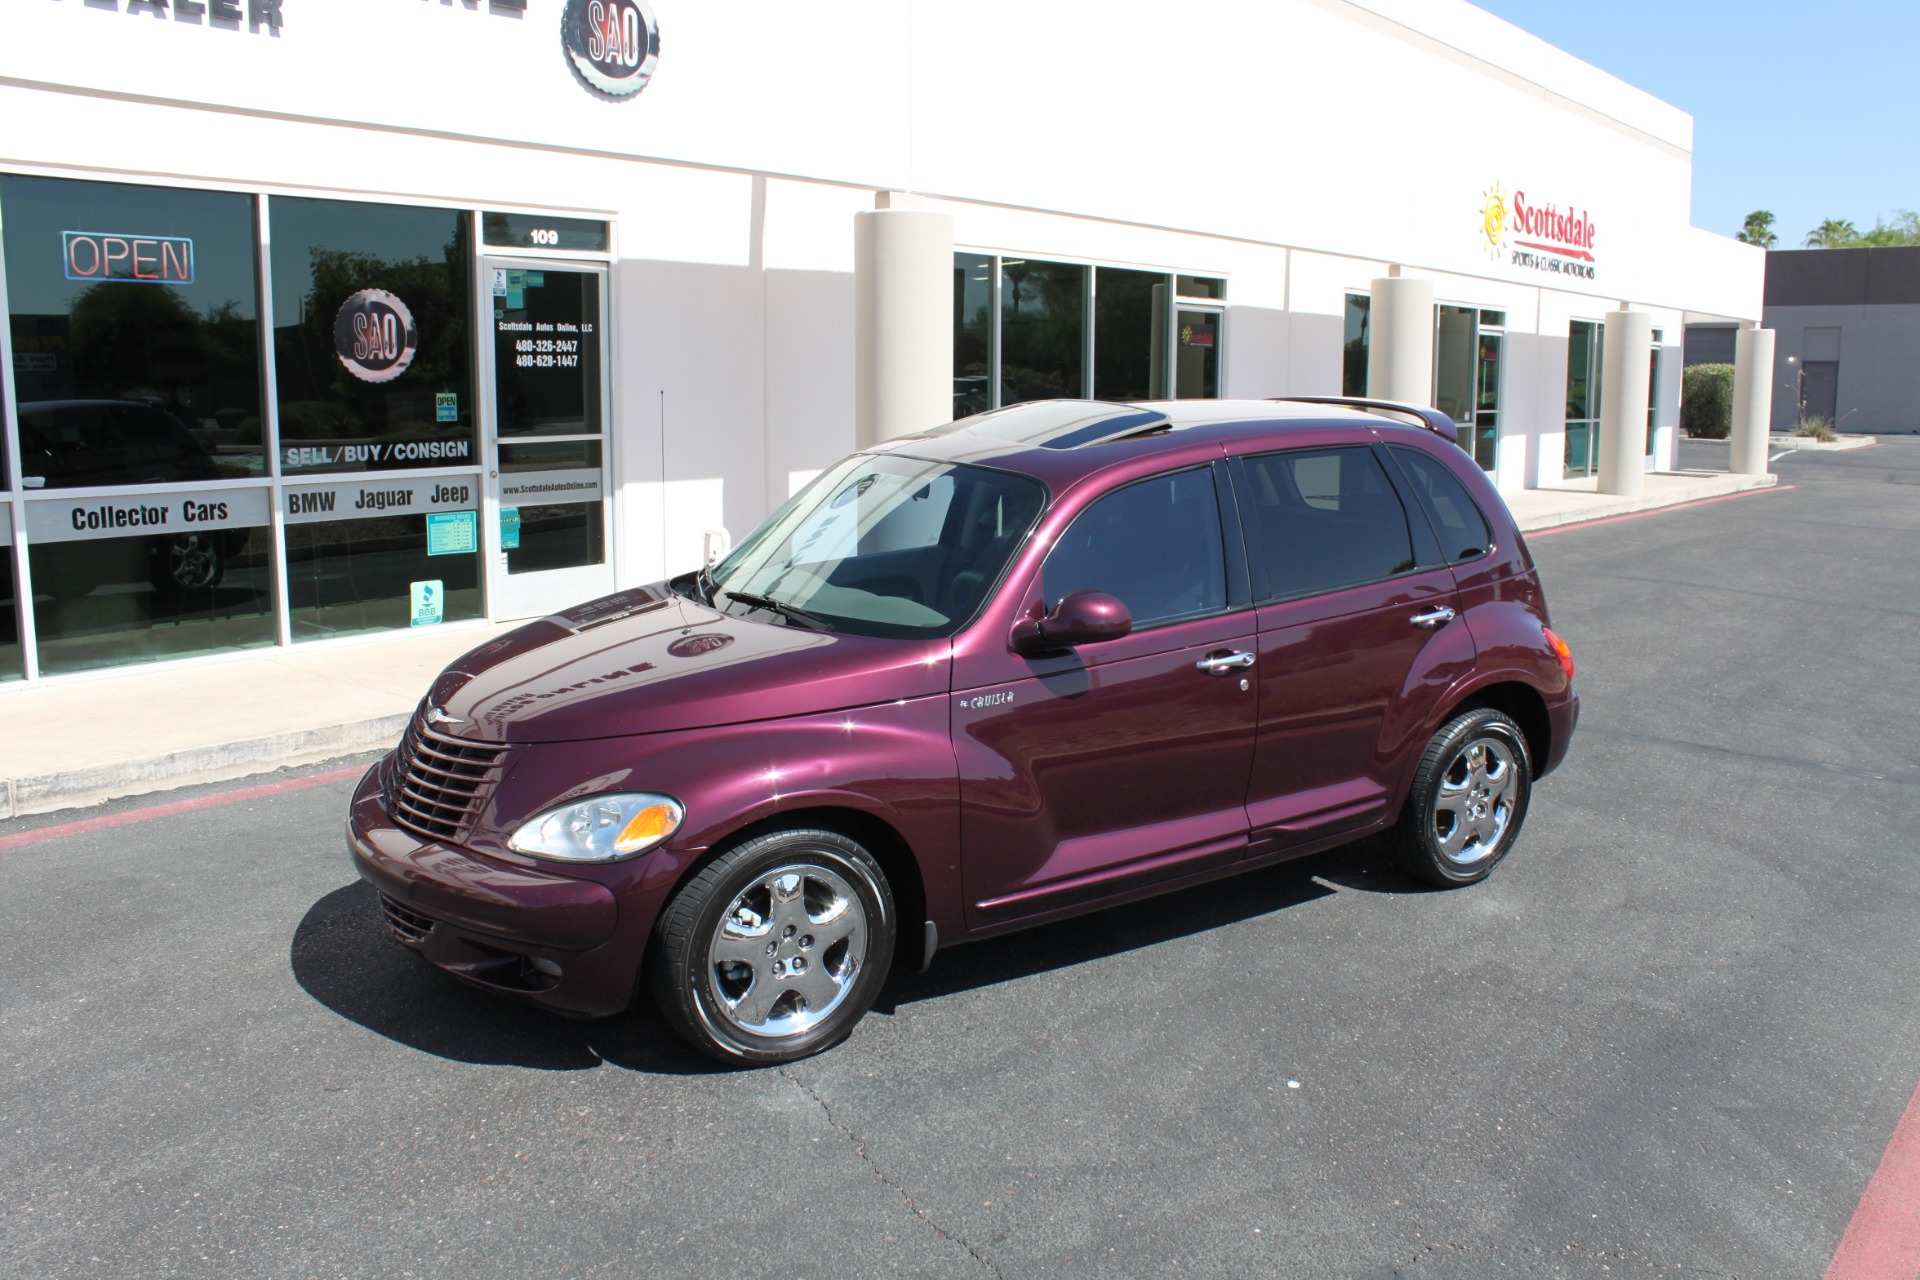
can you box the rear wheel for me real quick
[648,828,895,1064]
[1393,708,1532,887]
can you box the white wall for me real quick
[0,0,1761,585]
[0,0,1760,316]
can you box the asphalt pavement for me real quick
[2,437,1916,1278]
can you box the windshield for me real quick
[698,453,1047,639]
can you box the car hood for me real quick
[423,585,952,744]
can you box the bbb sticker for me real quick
[334,289,418,384]
[562,0,661,100]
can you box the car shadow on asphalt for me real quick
[290,881,724,1076]
[874,837,1428,1012]
[291,840,1431,1074]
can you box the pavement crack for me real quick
[781,1066,1005,1278]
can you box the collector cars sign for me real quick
[562,0,660,99]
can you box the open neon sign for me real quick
[62,231,195,285]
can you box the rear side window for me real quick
[1389,445,1492,563]
[1237,446,1415,600]
[1042,467,1226,628]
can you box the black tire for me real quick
[1392,708,1533,887]
[648,828,895,1065]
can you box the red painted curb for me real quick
[1526,484,1795,536]
[0,764,368,852]
[1826,1082,1920,1279]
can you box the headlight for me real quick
[506,792,685,863]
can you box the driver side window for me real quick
[1040,467,1226,628]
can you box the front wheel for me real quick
[1393,708,1533,887]
[648,828,895,1064]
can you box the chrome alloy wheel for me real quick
[1432,736,1519,865]
[167,534,221,590]
[707,864,868,1038]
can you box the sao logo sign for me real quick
[562,0,661,100]
[333,289,418,384]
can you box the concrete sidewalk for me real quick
[0,468,1778,818]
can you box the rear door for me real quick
[1229,439,1476,854]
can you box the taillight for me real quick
[1542,626,1575,681]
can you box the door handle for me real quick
[1196,650,1256,674]
[1410,606,1456,629]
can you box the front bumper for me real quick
[346,763,653,1017]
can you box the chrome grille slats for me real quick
[383,704,509,842]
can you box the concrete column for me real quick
[1365,273,1435,405]
[853,193,954,449]
[1597,308,1653,496]
[1730,321,1776,476]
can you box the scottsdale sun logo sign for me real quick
[1479,181,1598,281]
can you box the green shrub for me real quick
[1794,415,1837,441]
[1681,363,1735,438]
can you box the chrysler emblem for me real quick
[425,705,464,727]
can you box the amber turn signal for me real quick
[1542,626,1575,681]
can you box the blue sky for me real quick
[1468,0,1920,247]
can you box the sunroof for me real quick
[917,400,1171,449]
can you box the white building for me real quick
[0,0,1768,682]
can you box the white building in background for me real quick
[0,0,1767,683]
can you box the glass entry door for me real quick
[483,259,613,620]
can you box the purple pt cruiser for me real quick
[350,398,1578,1063]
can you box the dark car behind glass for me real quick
[20,399,248,596]
[348,398,1579,1064]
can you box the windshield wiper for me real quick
[721,589,835,633]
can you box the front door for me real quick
[482,260,614,620]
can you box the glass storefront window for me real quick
[0,544,20,682]
[1565,319,1603,478]
[1094,267,1163,401]
[956,256,1224,411]
[953,255,992,418]
[287,513,481,640]
[1343,293,1370,397]
[28,523,276,676]
[1,175,265,479]
[1000,260,1085,404]
[269,197,474,476]
[1176,275,1226,300]
[1175,309,1219,398]
[1474,330,1501,471]
[1647,331,1663,457]
[1434,305,1477,423]
[1434,305,1500,471]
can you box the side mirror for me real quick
[1010,589,1133,653]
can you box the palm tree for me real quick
[1737,210,1777,248]
[1804,219,1859,249]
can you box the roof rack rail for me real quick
[1270,396,1458,444]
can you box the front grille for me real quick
[379,893,436,944]
[383,707,509,842]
